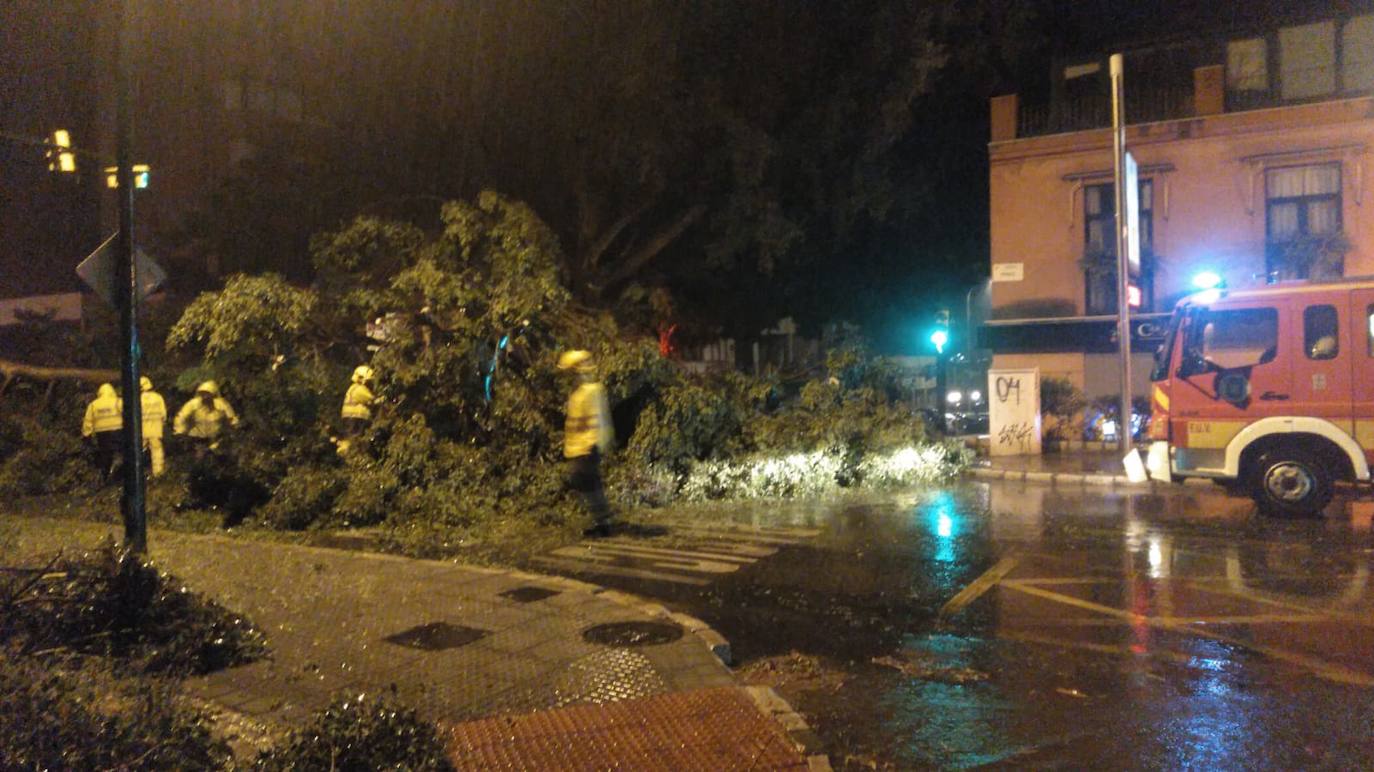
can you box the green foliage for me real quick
[0,654,231,771]
[0,407,94,497]
[167,273,317,363]
[627,380,749,473]
[330,460,400,527]
[254,693,454,772]
[1040,377,1088,442]
[260,465,347,530]
[0,541,268,676]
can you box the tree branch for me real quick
[0,358,118,385]
[585,199,653,271]
[604,204,707,288]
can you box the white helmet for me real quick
[352,365,375,384]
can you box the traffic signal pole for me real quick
[114,0,146,554]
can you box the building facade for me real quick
[983,11,1374,398]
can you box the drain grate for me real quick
[499,586,561,603]
[582,620,684,647]
[383,621,487,651]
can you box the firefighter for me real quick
[558,350,616,537]
[82,383,123,484]
[338,365,375,455]
[173,381,239,459]
[140,376,167,477]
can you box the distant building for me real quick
[982,10,1374,397]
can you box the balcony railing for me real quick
[1018,84,1195,138]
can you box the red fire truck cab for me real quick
[1147,277,1374,516]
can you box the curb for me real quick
[745,686,833,771]
[965,466,1214,489]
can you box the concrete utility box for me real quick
[988,367,1041,456]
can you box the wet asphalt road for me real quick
[527,481,1374,770]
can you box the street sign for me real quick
[76,233,166,307]
[1124,150,1141,279]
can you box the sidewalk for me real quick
[2,517,827,770]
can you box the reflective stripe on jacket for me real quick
[341,383,375,420]
[141,391,167,438]
[82,386,123,436]
[564,382,613,459]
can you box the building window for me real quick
[1344,15,1374,92]
[1365,304,1374,356]
[1084,180,1153,315]
[1279,21,1336,100]
[1266,164,1341,242]
[1304,305,1339,360]
[1227,38,1268,93]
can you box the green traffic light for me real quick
[929,329,948,354]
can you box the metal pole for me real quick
[1110,53,1132,454]
[115,0,146,554]
[935,351,948,434]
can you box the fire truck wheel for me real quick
[1251,449,1333,517]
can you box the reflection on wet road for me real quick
[528,482,1374,769]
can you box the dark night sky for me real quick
[1,0,1368,354]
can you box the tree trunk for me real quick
[603,204,707,291]
[0,358,120,389]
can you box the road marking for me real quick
[1185,581,1374,629]
[586,541,770,564]
[939,556,1019,619]
[549,545,742,574]
[1003,582,1374,687]
[529,556,710,586]
[534,523,819,587]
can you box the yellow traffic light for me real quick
[48,129,76,173]
[104,164,150,189]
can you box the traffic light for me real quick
[47,129,76,173]
[105,164,150,189]
[929,308,951,354]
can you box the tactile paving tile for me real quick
[444,686,810,771]
[478,647,669,718]
[552,647,668,707]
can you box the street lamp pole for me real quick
[114,0,146,554]
[1110,53,1133,454]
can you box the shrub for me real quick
[0,410,95,497]
[254,693,454,771]
[0,653,231,771]
[626,380,749,473]
[330,461,401,527]
[1040,377,1087,442]
[259,464,347,530]
[0,541,268,676]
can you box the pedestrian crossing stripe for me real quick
[530,523,819,586]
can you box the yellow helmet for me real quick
[352,365,374,384]
[140,376,153,392]
[557,350,594,373]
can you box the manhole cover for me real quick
[384,622,488,651]
[500,586,561,603]
[582,621,684,647]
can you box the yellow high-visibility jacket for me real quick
[341,382,375,420]
[174,396,239,439]
[82,384,123,436]
[564,382,614,459]
[141,391,167,438]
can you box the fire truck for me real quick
[1146,275,1374,516]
